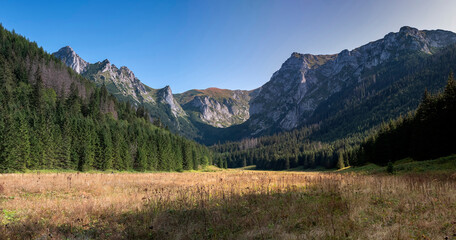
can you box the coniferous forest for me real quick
[0,25,212,172]
[356,74,456,166]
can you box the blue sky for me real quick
[1,0,456,93]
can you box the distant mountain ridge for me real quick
[54,26,456,144]
[53,47,252,138]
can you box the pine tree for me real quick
[444,71,456,98]
[292,154,299,168]
[337,151,345,169]
[98,126,113,170]
[135,145,148,171]
[33,67,44,113]
[1,112,30,171]
[285,157,290,170]
[182,144,192,170]
[0,57,14,106]
[192,147,199,170]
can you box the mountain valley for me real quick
[2,2,456,238]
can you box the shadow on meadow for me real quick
[2,188,353,240]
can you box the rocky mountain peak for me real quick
[61,46,74,53]
[399,26,419,34]
[158,86,186,118]
[163,85,172,93]
[53,46,88,74]
[379,26,456,54]
[120,65,132,72]
[119,66,135,81]
[283,52,338,72]
[50,27,456,142]
[99,59,112,72]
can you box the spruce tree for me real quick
[337,152,345,169]
[1,112,30,171]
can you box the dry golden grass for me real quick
[1,171,456,239]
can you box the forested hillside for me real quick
[0,25,212,172]
[353,73,456,166]
[213,73,456,170]
[306,45,456,142]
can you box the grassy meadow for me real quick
[1,165,456,239]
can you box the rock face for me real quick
[176,88,252,128]
[248,26,456,135]
[53,46,88,74]
[158,86,186,118]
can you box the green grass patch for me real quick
[235,165,257,170]
[193,165,226,172]
[1,209,19,225]
[287,165,334,172]
[4,165,227,174]
[340,154,456,174]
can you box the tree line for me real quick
[211,125,361,170]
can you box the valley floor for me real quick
[1,169,456,239]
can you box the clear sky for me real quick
[1,0,456,93]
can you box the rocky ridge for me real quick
[248,26,456,135]
[53,47,252,133]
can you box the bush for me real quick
[387,161,394,174]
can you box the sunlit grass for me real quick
[1,168,456,239]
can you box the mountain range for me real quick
[53,26,456,144]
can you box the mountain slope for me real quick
[247,26,456,137]
[53,46,198,137]
[0,25,213,172]
[53,47,254,137]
